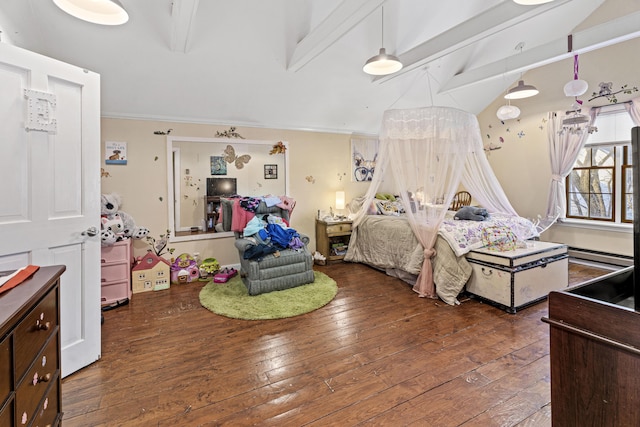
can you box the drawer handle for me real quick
[481,267,493,277]
[32,372,51,385]
[36,320,51,331]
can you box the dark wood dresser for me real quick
[0,265,65,427]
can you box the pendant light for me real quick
[363,7,403,76]
[563,54,588,97]
[53,0,129,25]
[504,80,539,99]
[503,42,539,99]
[496,104,521,121]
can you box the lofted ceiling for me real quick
[0,0,639,134]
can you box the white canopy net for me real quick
[352,107,518,298]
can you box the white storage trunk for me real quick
[465,241,568,313]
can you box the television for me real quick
[207,177,237,196]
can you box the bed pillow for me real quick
[375,192,396,201]
[376,200,404,216]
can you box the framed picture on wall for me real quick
[351,137,378,182]
[210,156,227,175]
[105,141,127,165]
[264,164,278,179]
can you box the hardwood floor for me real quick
[61,261,614,426]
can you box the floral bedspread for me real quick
[438,212,539,257]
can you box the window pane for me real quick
[624,145,633,165]
[592,146,614,167]
[568,169,589,193]
[590,193,612,219]
[626,194,633,221]
[626,167,633,193]
[568,193,588,217]
[574,147,591,167]
[591,169,613,194]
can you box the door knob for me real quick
[82,226,98,237]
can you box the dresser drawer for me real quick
[14,291,57,381]
[15,335,58,427]
[0,398,12,427]
[100,240,130,263]
[0,336,10,407]
[326,222,351,234]
[30,375,60,427]
[101,263,130,283]
[101,280,130,305]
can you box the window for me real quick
[566,108,635,223]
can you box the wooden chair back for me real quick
[450,191,472,210]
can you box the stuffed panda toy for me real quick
[100,193,150,245]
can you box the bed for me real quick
[344,207,539,305]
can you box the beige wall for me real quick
[476,84,634,257]
[100,118,371,264]
[103,34,640,261]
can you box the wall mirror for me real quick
[166,136,289,242]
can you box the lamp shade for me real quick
[563,79,588,97]
[335,191,346,210]
[504,80,539,99]
[496,105,521,120]
[53,0,129,25]
[363,48,403,76]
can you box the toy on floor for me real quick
[198,258,220,281]
[213,267,238,283]
[170,253,200,284]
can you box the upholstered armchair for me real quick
[229,200,314,295]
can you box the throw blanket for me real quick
[439,212,539,257]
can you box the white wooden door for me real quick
[0,43,101,377]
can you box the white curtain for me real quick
[354,107,494,298]
[545,108,595,218]
[625,96,640,125]
[461,147,518,215]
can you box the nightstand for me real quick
[315,219,352,263]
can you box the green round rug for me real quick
[199,271,337,320]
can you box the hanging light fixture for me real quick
[504,80,539,99]
[563,50,588,97]
[53,0,129,25]
[363,7,403,76]
[503,42,539,100]
[496,104,521,121]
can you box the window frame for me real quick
[564,107,634,225]
[565,145,617,222]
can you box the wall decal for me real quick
[588,82,638,104]
[215,126,244,139]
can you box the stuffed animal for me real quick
[100,193,150,244]
[454,206,490,221]
[100,213,125,246]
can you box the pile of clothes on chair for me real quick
[240,214,305,261]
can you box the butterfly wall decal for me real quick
[224,145,251,169]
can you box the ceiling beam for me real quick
[439,9,640,93]
[374,0,574,84]
[170,0,200,53]
[287,0,386,72]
